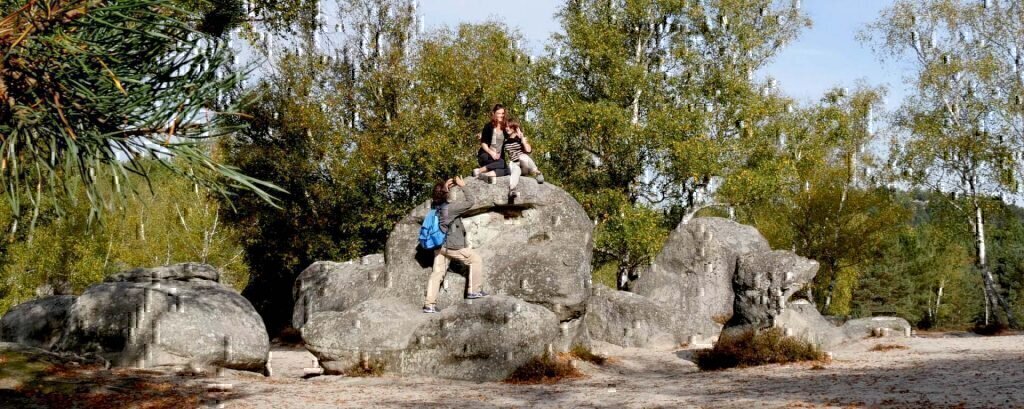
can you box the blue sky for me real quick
[419,0,914,108]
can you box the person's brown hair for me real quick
[507,120,521,134]
[491,103,506,129]
[431,180,448,204]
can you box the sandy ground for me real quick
[190,334,1024,409]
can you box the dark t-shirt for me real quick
[478,123,505,158]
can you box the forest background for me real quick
[2,0,1023,335]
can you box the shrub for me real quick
[569,344,607,366]
[342,358,386,377]
[693,328,824,371]
[972,322,1010,336]
[869,344,909,352]
[505,353,583,384]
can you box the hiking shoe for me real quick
[486,175,496,184]
[535,173,545,184]
[422,305,439,313]
[466,291,489,299]
[472,169,482,177]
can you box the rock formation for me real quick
[729,249,821,331]
[627,217,772,340]
[0,263,269,373]
[724,247,911,348]
[299,177,593,380]
[0,295,76,349]
[584,284,683,348]
[303,295,560,381]
[582,217,774,348]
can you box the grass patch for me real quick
[505,353,583,384]
[693,327,824,371]
[569,344,607,366]
[869,344,909,352]
[712,314,731,325]
[342,358,386,377]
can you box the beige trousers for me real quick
[424,247,483,306]
[508,154,541,190]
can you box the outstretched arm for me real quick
[446,176,475,218]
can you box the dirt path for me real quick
[199,334,1024,409]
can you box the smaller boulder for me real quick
[841,316,912,339]
[584,285,684,348]
[730,250,819,329]
[767,300,848,349]
[292,258,386,329]
[58,263,269,372]
[303,296,559,381]
[0,295,75,349]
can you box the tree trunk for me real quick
[824,153,853,313]
[823,260,839,313]
[630,28,644,125]
[973,199,1019,328]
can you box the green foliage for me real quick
[693,327,824,371]
[593,197,668,288]
[0,161,248,315]
[592,261,619,289]
[852,191,981,329]
[0,0,279,228]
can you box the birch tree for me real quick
[862,0,1023,327]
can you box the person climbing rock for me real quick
[423,176,488,313]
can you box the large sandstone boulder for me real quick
[297,179,593,380]
[303,295,561,381]
[584,285,684,348]
[628,217,771,338]
[57,263,269,372]
[380,178,594,321]
[0,295,76,349]
[297,178,593,322]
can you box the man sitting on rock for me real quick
[424,175,488,313]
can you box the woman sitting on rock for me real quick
[471,104,509,181]
[423,176,488,314]
[503,119,544,199]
